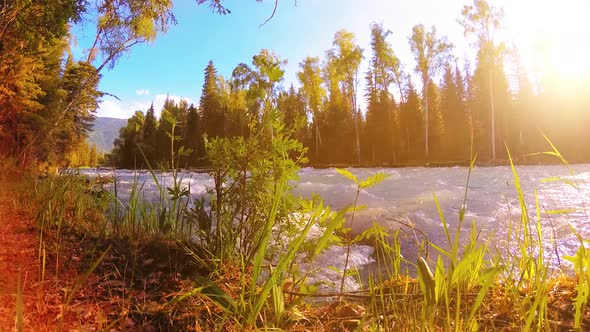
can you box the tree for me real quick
[322,44,355,164]
[277,85,307,144]
[156,98,178,165]
[297,57,326,161]
[185,103,204,165]
[89,143,98,167]
[112,111,146,168]
[327,30,363,164]
[399,80,424,162]
[142,103,158,161]
[251,49,287,139]
[459,0,504,160]
[440,63,470,160]
[409,24,453,161]
[60,59,103,140]
[221,75,249,138]
[366,23,402,163]
[0,0,289,167]
[201,61,225,138]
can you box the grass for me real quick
[7,130,590,330]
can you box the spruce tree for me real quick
[142,103,158,162]
[201,60,225,139]
[185,104,203,166]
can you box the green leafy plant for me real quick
[335,168,390,293]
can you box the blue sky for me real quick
[72,0,589,119]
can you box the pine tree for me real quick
[277,85,307,144]
[185,103,203,166]
[322,52,355,164]
[201,61,225,139]
[365,24,401,164]
[142,103,158,161]
[426,80,445,160]
[399,81,425,162]
[89,143,98,167]
[440,64,470,161]
[156,103,174,165]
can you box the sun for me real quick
[503,0,590,82]
[545,36,590,81]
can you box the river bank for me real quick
[2,163,590,330]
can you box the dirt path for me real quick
[0,186,69,331]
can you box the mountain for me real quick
[88,117,127,153]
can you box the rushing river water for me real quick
[79,165,590,290]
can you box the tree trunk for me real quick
[489,69,496,160]
[315,122,321,162]
[390,107,396,163]
[353,71,361,164]
[354,109,360,164]
[424,82,429,162]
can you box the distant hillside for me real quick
[88,117,127,153]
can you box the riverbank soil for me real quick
[0,180,65,330]
[0,176,224,331]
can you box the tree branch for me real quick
[259,0,279,28]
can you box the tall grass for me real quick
[28,125,590,330]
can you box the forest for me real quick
[108,17,590,167]
[1,0,589,170]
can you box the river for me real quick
[79,164,590,290]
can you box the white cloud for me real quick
[97,94,196,119]
[135,89,150,96]
[152,94,197,118]
[97,99,133,119]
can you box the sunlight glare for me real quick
[504,0,590,81]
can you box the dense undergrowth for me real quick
[5,119,590,331]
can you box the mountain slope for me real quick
[88,117,127,153]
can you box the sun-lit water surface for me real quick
[79,165,590,290]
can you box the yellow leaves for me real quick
[131,15,157,41]
[335,168,357,184]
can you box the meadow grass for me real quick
[15,130,590,330]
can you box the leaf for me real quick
[540,176,562,183]
[336,168,358,185]
[417,256,436,309]
[547,208,578,215]
[178,146,193,157]
[193,276,235,313]
[359,172,390,189]
[163,112,177,126]
[314,206,349,257]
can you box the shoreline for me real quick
[86,158,581,173]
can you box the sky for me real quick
[71,0,590,119]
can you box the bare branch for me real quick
[259,0,279,28]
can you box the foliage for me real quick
[409,24,453,161]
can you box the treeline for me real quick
[0,0,230,168]
[110,3,590,168]
[68,141,103,168]
[0,1,101,167]
[3,1,589,169]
